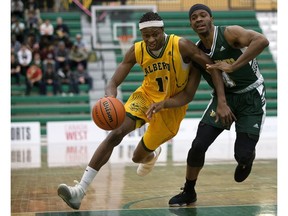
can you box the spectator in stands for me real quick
[40,63,60,95]
[73,63,93,94]
[11,0,24,19]
[31,42,41,56]
[68,44,88,70]
[57,63,78,96]
[54,17,71,46]
[74,34,87,52]
[25,33,37,51]
[25,64,43,95]
[11,16,26,43]
[11,33,22,55]
[25,9,40,40]
[17,43,32,78]
[42,53,56,73]
[155,4,268,207]
[24,0,40,21]
[54,41,69,72]
[40,43,55,59]
[32,52,43,70]
[11,53,22,85]
[39,19,54,47]
[42,0,54,11]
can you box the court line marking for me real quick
[122,194,276,210]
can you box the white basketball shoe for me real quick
[57,180,85,210]
[137,146,162,176]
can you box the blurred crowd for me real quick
[11,0,93,96]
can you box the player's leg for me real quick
[132,137,161,163]
[88,116,137,170]
[57,89,153,209]
[133,114,169,177]
[169,94,227,207]
[57,114,137,210]
[234,132,258,182]
[135,105,186,176]
[169,122,223,207]
[133,137,162,176]
[233,84,266,182]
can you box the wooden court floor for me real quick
[11,146,277,216]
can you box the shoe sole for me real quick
[57,184,80,210]
[169,198,197,207]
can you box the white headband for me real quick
[139,20,164,30]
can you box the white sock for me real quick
[79,166,98,193]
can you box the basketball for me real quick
[91,97,126,130]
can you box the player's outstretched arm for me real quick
[207,25,269,73]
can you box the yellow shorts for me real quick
[124,88,188,151]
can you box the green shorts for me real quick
[201,84,266,136]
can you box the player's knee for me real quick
[187,138,207,167]
[191,137,208,155]
[107,129,125,147]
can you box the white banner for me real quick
[47,121,106,167]
[11,122,41,168]
[47,121,107,144]
[47,121,167,167]
[46,117,276,167]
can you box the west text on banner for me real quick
[47,121,107,167]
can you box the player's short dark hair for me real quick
[139,12,163,23]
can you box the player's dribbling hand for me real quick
[146,101,165,120]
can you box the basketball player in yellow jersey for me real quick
[57,12,234,210]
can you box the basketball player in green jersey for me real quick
[146,4,269,206]
[57,11,234,210]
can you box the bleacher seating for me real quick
[11,11,92,136]
[119,11,277,118]
[40,12,82,38]
[11,94,91,135]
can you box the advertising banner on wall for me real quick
[11,122,41,168]
[47,121,167,167]
[47,121,107,167]
[47,116,276,167]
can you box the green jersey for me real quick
[196,26,264,94]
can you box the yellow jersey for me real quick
[134,34,190,102]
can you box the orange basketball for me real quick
[91,97,126,131]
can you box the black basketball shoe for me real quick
[169,187,197,207]
[234,151,256,182]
